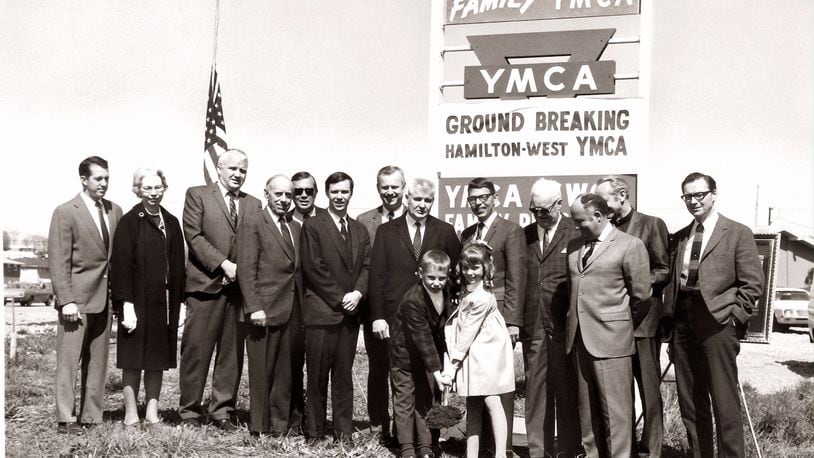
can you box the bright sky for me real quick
[1,0,811,236]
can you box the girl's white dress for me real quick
[445,284,515,396]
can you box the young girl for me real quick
[445,242,515,458]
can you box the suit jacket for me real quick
[183,182,262,295]
[389,282,451,373]
[663,213,764,325]
[368,215,461,323]
[522,215,578,339]
[565,227,651,358]
[300,211,370,326]
[48,193,123,314]
[461,216,527,327]
[617,210,670,338]
[237,208,303,326]
[357,205,405,246]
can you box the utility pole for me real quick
[754,184,760,226]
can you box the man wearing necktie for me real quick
[236,175,303,437]
[178,149,262,429]
[595,176,670,457]
[566,193,651,458]
[522,178,580,458]
[300,172,370,445]
[460,177,526,456]
[663,173,763,458]
[49,156,122,435]
[356,165,407,445]
[368,177,461,452]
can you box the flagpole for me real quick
[212,0,220,71]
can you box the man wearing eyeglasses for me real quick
[521,178,581,458]
[286,170,327,434]
[663,173,763,458]
[459,177,526,454]
[595,175,669,458]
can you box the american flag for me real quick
[203,65,227,185]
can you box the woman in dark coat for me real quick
[110,167,184,426]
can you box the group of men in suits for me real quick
[49,153,764,458]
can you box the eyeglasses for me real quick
[529,200,560,217]
[293,188,316,197]
[680,191,712,202]
[466,194,493,205]
[141,185,165,193]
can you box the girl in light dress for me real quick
[445,242,515,458]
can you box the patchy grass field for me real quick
[5,325,814,456]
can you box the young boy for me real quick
[389,250,454,458]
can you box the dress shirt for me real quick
[536,213,562,252]
[267,207,292,243]
[382,205,405,220]
[471,211,498,241]
[681,210,720,285]
[405,213,424,247]
[583,222,614,258]
[215,180,239,214]
[79,191,110,242]
[327,208,349,234]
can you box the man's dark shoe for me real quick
[305,434,326,445]
[181,417,202,428]
[377,431,398,447]
[211,418,237,432]
[288,425,303,436]
[334,432,355,448]
[57,422,84,435]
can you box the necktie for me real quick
[278,216,294,252]
[582,240,596,269]
[228,192,238,226]
[387,211,394,222]
[95,200,110,252]
[541,228,549,254]
[686,223,704,288]
[476,222,485,240]
[340,217,349,241]
[303,211,311,219]
[412,221,422,260]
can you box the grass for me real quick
[5,330,814,456]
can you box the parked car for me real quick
[3,282,54,307]
[807,284,814,343]
[772,287,810,332]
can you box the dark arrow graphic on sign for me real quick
[465,28,617,99]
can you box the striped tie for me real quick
[228,192,238,226]
[412,221,422,260]
[686,223,704,287]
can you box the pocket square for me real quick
[560,248,567,253]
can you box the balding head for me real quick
[529,178,563,229]
[264,174,294,217]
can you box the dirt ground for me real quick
[5,304,814,395]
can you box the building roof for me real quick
[753,223,814,250]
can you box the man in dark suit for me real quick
[566,193,651,458]
[49,156,122,434]
[664,173,764,458]
[178,149,262,429]
[368,177,462,343]
[595,176,670,457]
[356,165,406,444]
[237,175,303,437]
[460,177,526,456]
[300,171,370,445]
[286,170,327,433]
[522,178,580,458]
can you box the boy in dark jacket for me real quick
[389,250,454,458]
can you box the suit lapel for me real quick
[542,218,568,262]
[582,227,616,271]
[701,218,727,262]
[73,194,106,254]
[210,182,236,232]
[105,198,120,237]
[349,219,361,266]
[263,209,294,262]
[322,213,351,268]
[397,217,415,257]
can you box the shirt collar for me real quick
[537,213,561,239]
[327,208,347,226]
[594,222,614,243]
[479,211,498,232]
[80,191,101,209]
[266,206,286,222]
[693,209,719,231]
[405,212,424,228]
[614,207,634,227]
[382,205,405,219]
[216,180,238,198]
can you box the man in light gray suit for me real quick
[49,155,123,434]
[566,193,651,458]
